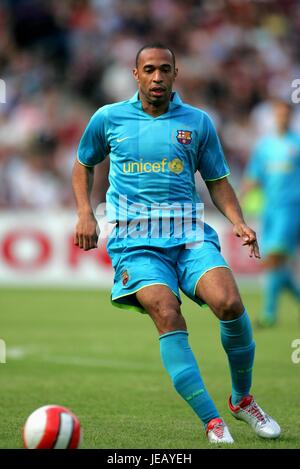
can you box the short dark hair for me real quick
[135,43,176,68]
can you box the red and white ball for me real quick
[22,405,82,449]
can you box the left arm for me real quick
[206,177,260,258]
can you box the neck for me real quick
[277,125,288,135]
[139,92,171,117]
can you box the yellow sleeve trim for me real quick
[204,172,230,182]
[76,155,96,168]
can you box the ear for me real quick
[132,68,139,84]
[174,68,178,80]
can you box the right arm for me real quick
[72,160,99,251]
[73,106,109,250]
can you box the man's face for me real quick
[274,102,292,130]
[133,48,178,106]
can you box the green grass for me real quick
[0,287,299,449]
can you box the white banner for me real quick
[0,211,113,287]
[0,210,273,287]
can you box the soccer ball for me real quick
[22,405,82,449]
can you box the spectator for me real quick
[0,0,299,209]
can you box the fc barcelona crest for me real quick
[177,130,192,145]
[121,270,129,286]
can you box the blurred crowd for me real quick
[1,0,300,210]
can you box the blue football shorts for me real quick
[106,233,230,314]
[261,206,300,256]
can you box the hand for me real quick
[74,213,99,250]
[233,222,261,259]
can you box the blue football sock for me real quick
[263,267,289,323]
[220,310,255,405]
[159,330,219,427]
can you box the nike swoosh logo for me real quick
[117,137,130,143]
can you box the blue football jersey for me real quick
[246,131,300,210]
[78,91,230,246]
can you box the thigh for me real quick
[195,266,243,318]
[108,245,182,314]
[177,241,229,307]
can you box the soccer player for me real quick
[242,99,300,327]
[72,44,280,443]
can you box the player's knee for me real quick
[213,294,244,321]
[160,310,186,333]
[147,299,186,333]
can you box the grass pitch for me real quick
[0,287,299,449]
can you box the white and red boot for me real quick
[229,395,281,439]
[206,417,234,444]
